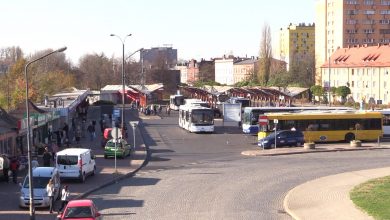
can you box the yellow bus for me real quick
[259,111,383,143]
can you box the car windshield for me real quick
[106,141,123,148]
[57,155,78,165]
[23,176,51,188]
[64,206,93,218]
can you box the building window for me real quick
[347,0,358,4]
[346,19,357,25]
[380,10,390,14]
[362,20,375,25]
[380,29,390,34]
[379,19,390,24]
[364,10,375,15]
[381,0,390,5]
[351,81,354,87]
[347,10,358,15]
[364,0,374,4]
[363,29,374,34]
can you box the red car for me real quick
[57,199,102,220]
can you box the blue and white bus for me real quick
[242,106,354,134]
[179,103,214,133]
[169,94,185,110]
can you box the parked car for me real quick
[56,199,102,220]
[56,148,96,183]
[104,138,131,159]
[258,130,304,149]
[19,167,61,208]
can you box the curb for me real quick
[241,147,390,156]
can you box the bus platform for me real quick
[241,141,390,157]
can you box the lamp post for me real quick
[25,46,67,220]
[110,33,132,137]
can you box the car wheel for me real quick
[104,154,107,159]
[270,143,275,148]
[345,133,355,142]
[296,142,302,147]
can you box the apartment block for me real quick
[315,0,390,84]
[278,23,315,70]
[320,44,390,105]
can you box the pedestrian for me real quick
[46,179,55,213]
[59,185,70,212]
[10,157,20,184]
[31,156,39,169]
[63,122,69,140]
[87,123,94,141]
[167,107,171,116]
[75,126,81,144]
[43,147,52,167]
[2,154,10,183]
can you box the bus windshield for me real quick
[191,109,214,125]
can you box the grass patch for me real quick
[350,176,390,220]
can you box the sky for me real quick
[1,0,316,65]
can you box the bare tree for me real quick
[257,22,273,86]
[78,53,113,90]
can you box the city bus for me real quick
[259,110,383,143]
[178,104,214,133]
[378,109,390,137]
[169,94,185,110]
[242,106,354,134]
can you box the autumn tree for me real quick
[257,23,273,85]
[78,53,113,90]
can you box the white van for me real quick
[56,148,96,183]
[19,167,61,208]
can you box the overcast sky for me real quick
[1,0,315,65]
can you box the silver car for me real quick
[19,167,61,208]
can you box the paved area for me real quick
[242,141,390,220]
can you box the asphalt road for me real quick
[89,111,390,219]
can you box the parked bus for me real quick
[169,94,185,111]
[378,109,390,137]
[242,106,354,134]
[178,104,214,133]
[184,99,210,108]
[259,110,383,142]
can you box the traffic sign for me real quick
[113,109,120,117]
[259,116,268,126]
[111,127,122,140]
[274,119,279,124]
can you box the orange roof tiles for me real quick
[321,44,390,68]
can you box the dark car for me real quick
[258,130,304,149]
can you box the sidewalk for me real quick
[240,141,390,220]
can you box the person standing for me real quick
[46,179,55,213]
[9,157,20,184]
[31,156,39,169]
[59,185,70,212]
[75,126,81,144]
[43,147,52,167]
[2,155,10,183]
[87,123,94,141]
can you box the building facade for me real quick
[175,62,188,84]
[140,46,178,70]
[233,58,258,84]
[320,44,390,105]
[279,23,315,70]
[316,0,390,84]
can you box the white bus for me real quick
[184,99,210,107]
[179,104,214,133]
[378,109,390,137]
[169,94,185,110]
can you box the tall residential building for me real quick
[278,23,315,70]
[315,0,390,85]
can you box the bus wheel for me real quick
[345,133,355,142]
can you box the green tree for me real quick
[335,86,351,103]
[310,85,324,101]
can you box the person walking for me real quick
[10,157,20,184]
[46,179,55,213]
[87,123,94,141]
[43,147,52,167]
[59,185,70,212]
[2,154,10,183]
[75,126,81,145]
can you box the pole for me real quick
[24,47,67,220]
[121,42,125,139]
[114,127,118,173]
[328,55,331,106]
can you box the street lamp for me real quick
[24,46,67,220]
[110,33,132,137]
